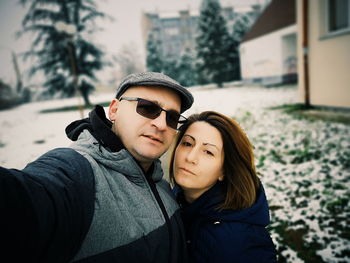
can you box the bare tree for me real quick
[114,42,144,78]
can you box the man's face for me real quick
[108,85,182,170]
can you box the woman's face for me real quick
[173,121,225,202]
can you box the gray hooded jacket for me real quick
[70,130,187,262]
[0,105,187,263]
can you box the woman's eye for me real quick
[205,150,214,156]
[181,141,192,147]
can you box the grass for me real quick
[273,222,325,263]
[232,106,350,263]
[269,103,350,124]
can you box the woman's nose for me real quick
[185,148,198,164]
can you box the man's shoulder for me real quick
[23,147,94,182]
[31,148,89,168]
[41,147,86,160]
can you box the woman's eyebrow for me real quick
[184,134,219,150]
[203,143,219,150]
[183,134,195,140]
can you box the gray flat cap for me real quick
[116,72,194,113]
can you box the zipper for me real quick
[145,173,173,263]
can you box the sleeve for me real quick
[0,148,95,263]
[191,222,277,263]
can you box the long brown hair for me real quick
[169,111,259,210]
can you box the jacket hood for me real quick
[66,105,163,182]
[65,105,124,152]
[179,182,270,227]
[71,129,164,183]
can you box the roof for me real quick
[241,0,296,43]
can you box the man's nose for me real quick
[150,111,168,130]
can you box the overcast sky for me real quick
[0,0,263,85]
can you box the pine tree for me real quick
[146,33,163,72]
[196,0,231,87]
[223,34,240,82]
[159,49,197,87]
[146,29,197,86]
[18,0,108,105]
[227,13,255,81]
[175,48,197,87]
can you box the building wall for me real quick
[297,0,350,108]
[239,24,297,85]
[141,10,199,59]
[142,7,259,60]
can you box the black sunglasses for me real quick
[119,97,187,130]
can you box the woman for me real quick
[169,111,277,263]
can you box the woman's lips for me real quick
[180,167,195,175]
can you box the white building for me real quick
[239,0,297,86]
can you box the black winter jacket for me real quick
[176,182,277,263]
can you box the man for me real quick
[0,72,194,263]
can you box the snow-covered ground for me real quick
[0,85,296,168]
[0,85,349,262]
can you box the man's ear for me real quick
[108,99,119,121]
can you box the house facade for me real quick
[239,0,297,86]
[297,0,350,108]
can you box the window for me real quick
[327,0,350,33]
[165,27,179,36]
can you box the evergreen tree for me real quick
[146,33,163,72]
[223,34,240,82]
[232,13,254,43]
[175,48,197,87]
[226,14,255,81]
[159,49,197,87]
[18,0,108,105]
[196,0,231,87]
[161,57,179,82]
[146,33,197,87]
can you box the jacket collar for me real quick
[178,181,270,226]
[178,182,225,220]
[66,105,158,176]
[65,105,124,152]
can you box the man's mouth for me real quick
[143,135,162,143]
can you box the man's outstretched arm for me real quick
[0,148,95,263]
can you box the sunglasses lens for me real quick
[136,99,161,119]
[166,111,180,129]
[134,98,186,130]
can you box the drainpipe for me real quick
[302,0,310,107]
